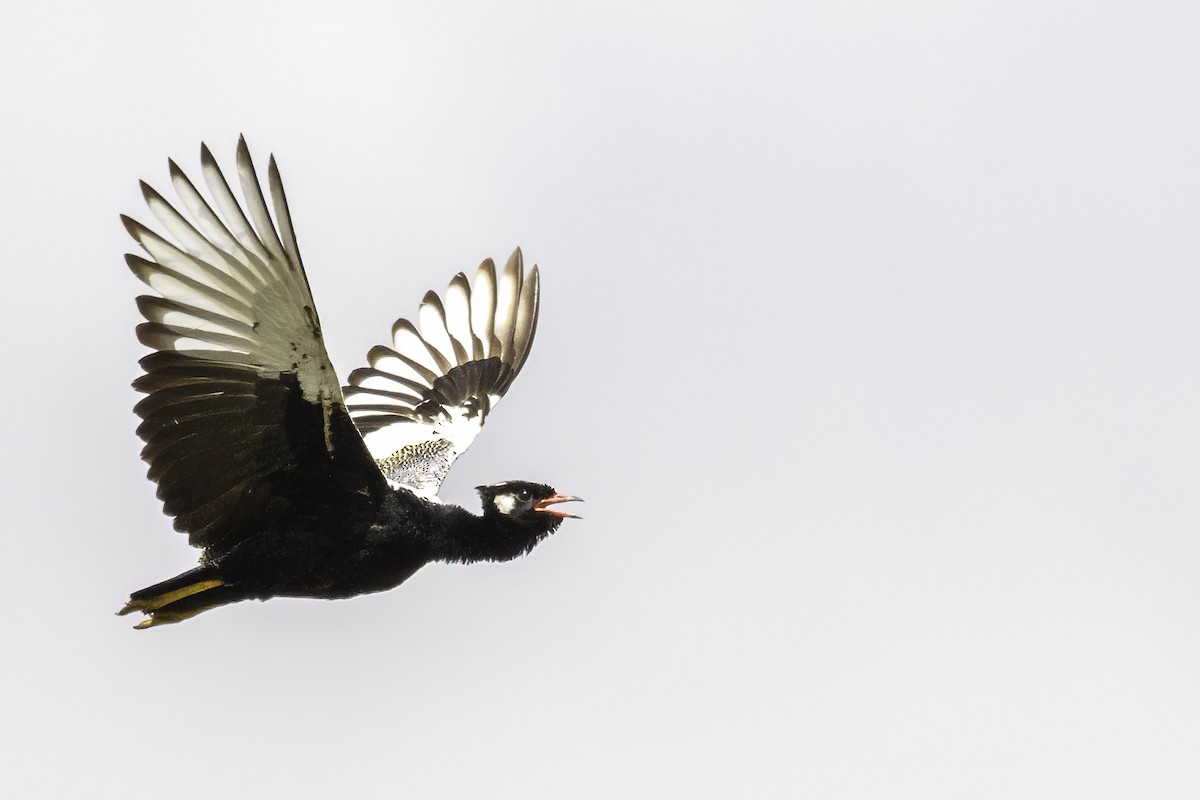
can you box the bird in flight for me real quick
[119,137,581,629]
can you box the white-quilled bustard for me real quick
[119,138,581,629]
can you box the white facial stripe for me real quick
[494,493,518,515]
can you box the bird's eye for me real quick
[517,489,531,502]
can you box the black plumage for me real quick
[119,138,580,628]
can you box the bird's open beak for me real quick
[534,494,584,519]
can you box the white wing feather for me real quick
[126,137,344,411]
[344,253,541,496]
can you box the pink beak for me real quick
[533,494,584,519]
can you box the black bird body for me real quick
[120,139,580,627]
[129,483,565,625]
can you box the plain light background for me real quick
[2,1,1198,797]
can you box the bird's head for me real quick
[476,480,583,532]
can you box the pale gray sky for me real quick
[3,1,1199,797]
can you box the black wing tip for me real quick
[134,321,164,349]
[125,252,153,270]
[391,316,417,337]
[236,135,254,169]
[120,214,145,238]
[196,135,260,168]
[504,248,523,274]
[366,344,398,363]
[138,179,165,203]
[167,157,190,183]
[346,367,377,385]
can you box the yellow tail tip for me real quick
[122,577,227,628]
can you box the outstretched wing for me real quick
[343,250,539,496]
[125,137,388,556]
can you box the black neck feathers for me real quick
[431,503,561,564]
[377,491,561,566]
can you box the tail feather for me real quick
[120,566,241,628]
[131,585,246,629]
